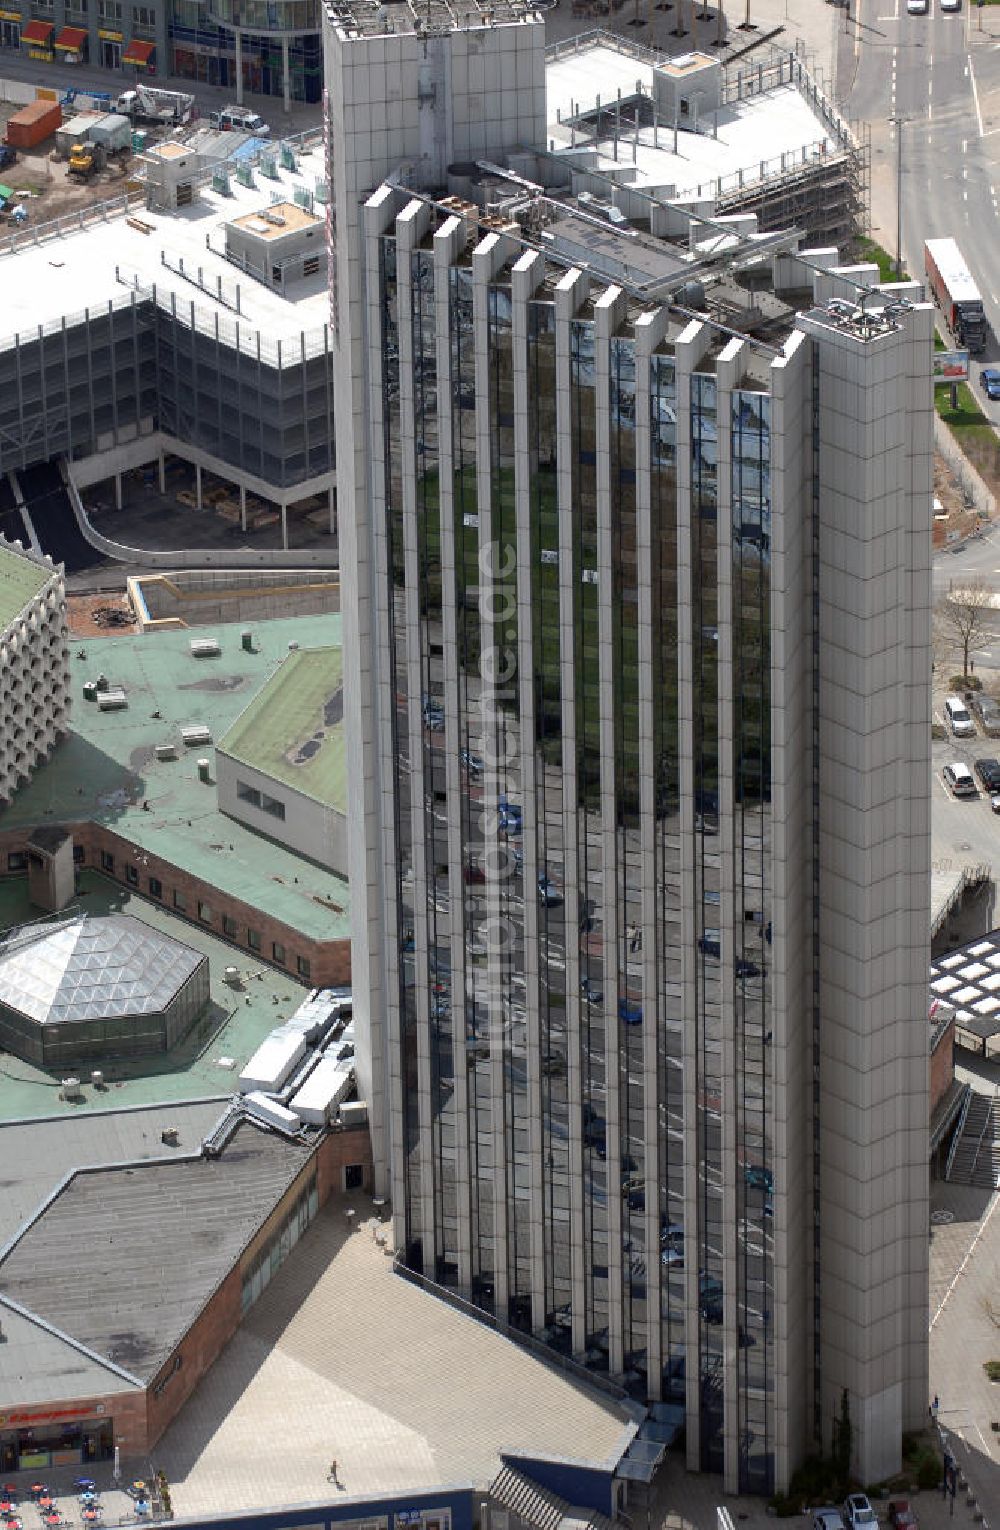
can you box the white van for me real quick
[945,694,976,738]
[209,106,270,136]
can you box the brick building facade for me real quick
[0,821,350,988]
[0,1126,372,1463]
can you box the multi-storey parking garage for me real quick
[0,141,335,549]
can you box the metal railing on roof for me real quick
[544,26,665,66]
[113,266,332,365]
[0,191,146,261]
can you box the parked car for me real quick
[745,1164,773,1191]
[538,873,563,907]
[888,1501,919,1530]
[982,368,1000,401]
[209,105,270,134]
[619,997,643,1025]
[660,1222,684,1266]
[992,793,1000,815]
[699,929,722,958]
[975,757,1000,792]
[581,976,604,1005]
[499,798,522,835]
[844,1497,877,1530]
[700,1272,724,1321]
[813,1510,845,1530]
[943,761,977,798]
[463,863,487,884]
[0,144,16,171]
[944,694,976,738]
[622,1176,645,1210]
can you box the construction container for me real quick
[5,99,62,150]
[55,113,100,158]
[88,113,132,154]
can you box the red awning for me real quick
[20,18,53,41]
[54,23,86,48]
[122,36,154,63]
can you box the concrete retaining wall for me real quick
[62,466,338,571]
[130,570,340,630]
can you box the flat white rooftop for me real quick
[546,45,836,199]
[156,1198,636,1512]
[0,143,330,350]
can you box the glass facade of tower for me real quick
[371,208,786,1494]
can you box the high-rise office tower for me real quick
[326,8,931,1497]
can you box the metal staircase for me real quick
[946,1092,1000,1188]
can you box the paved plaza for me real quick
[153,1201,636,1517]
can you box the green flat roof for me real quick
[0,615,350,943]
[0,872,315,1123]
[0,542,49,632]
[219,647,346,813]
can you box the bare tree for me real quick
[937,580,995,680]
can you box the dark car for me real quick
[981,368,1000,402]
[745,1164,773,1192]
[887,1502,918,1530]
[0,144,15,171]
[499,798,522,836]
[463,863,487,885]
[698,929,722,958]
[975,757,1000,792]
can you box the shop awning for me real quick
[122,36,154,63]
[54,23,87,47]
[20,18,53,41]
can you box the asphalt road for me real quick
[0,48,321,133]
[842,0,1000,416]
[934,521,1000,598]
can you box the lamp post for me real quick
[888,114,906,278]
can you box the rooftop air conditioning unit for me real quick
[61,1077,83,1101]
[189,638,221,657]
[181,724,212,746]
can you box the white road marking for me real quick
[931,1187,1000,1329]
[970,53,985,137]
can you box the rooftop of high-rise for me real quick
[323,0,547,41]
